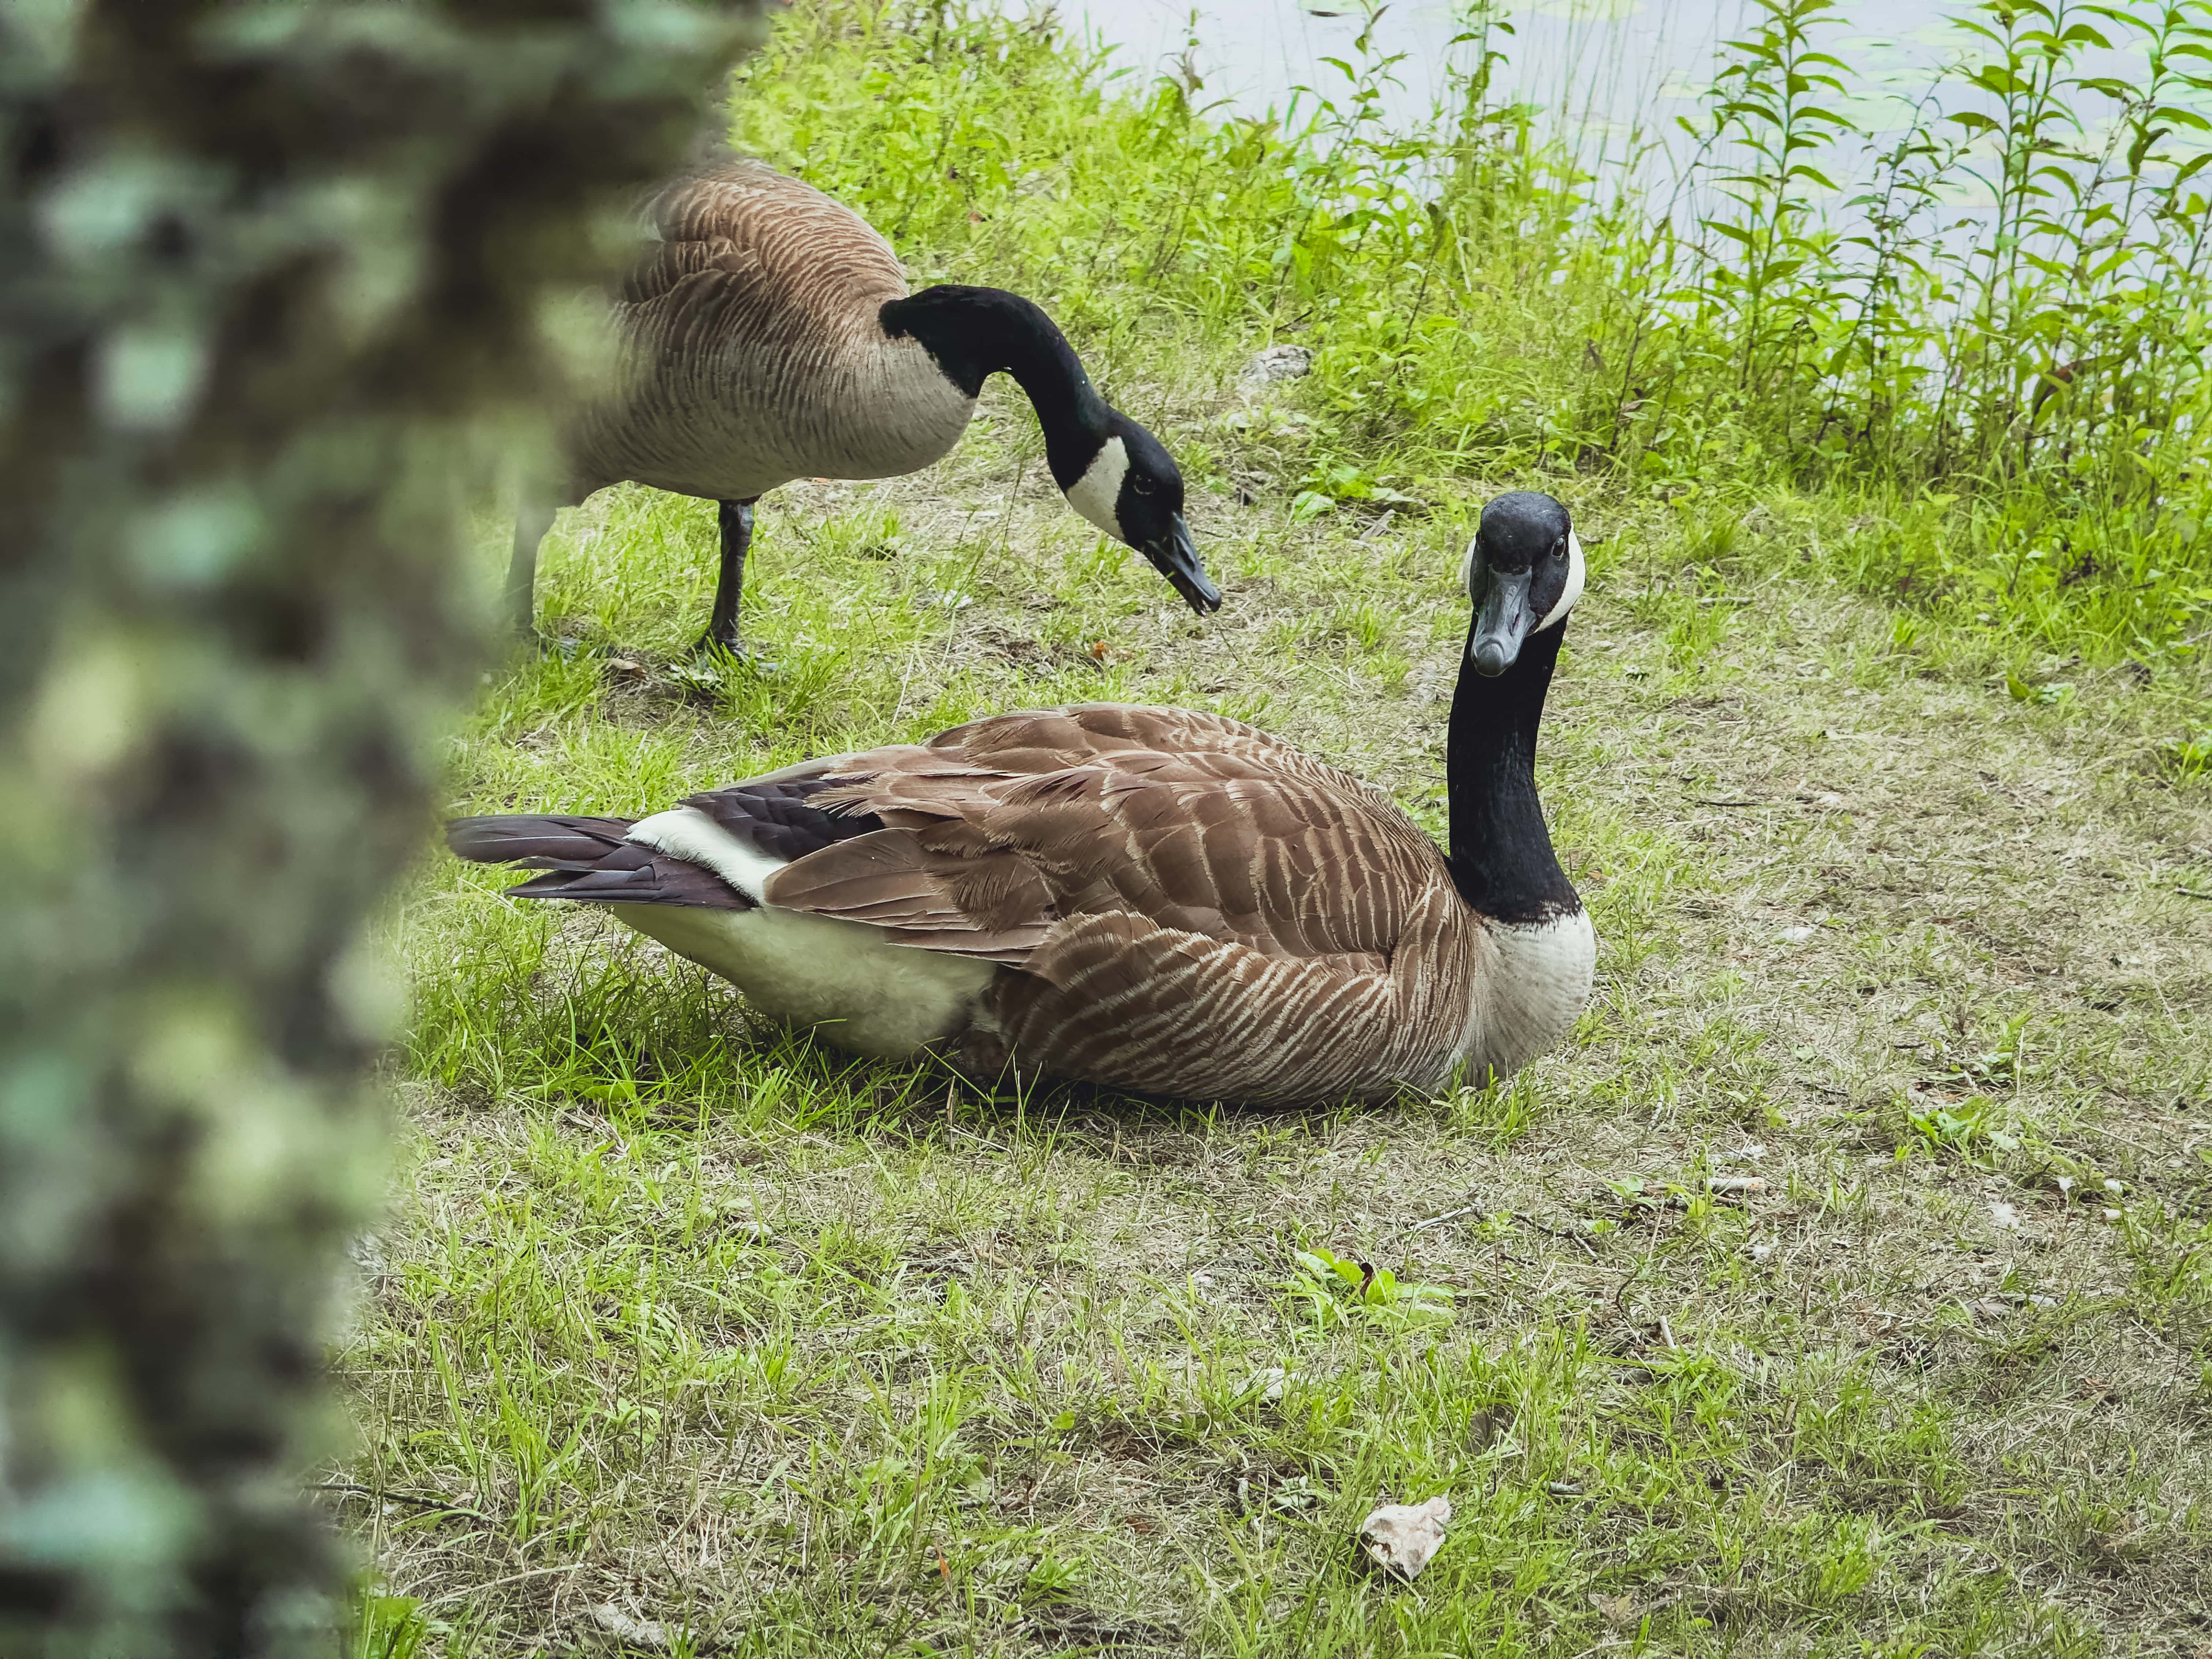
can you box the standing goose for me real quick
[512,157,1221,653]
[453,491,1593,1107]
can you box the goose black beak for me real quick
[1470,567,1532,676]
[1147,514,1222,615]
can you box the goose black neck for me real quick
[1445,621,1579,923]
[880,285,1110,489]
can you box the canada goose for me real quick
[453,491,1592,1107]
[511,158,1221,654]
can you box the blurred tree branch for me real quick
[0,1,767,1651]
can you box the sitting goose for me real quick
[512,157,1221,653]
[453,491,1593,1106]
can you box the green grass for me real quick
[338,3,2212,1653]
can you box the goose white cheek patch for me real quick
[1066,435,1129,541]
[1536,532,1585,632]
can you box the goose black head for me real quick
[1460,491,1583,677]
[1063,414,1220,616]
[880,285,1222,617]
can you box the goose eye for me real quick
[1551,537,1567,560]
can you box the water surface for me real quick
[1058,0,2192,214]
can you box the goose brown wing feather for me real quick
[760,828,1053,965]
[611,163,903,366]
[990,889,1471,1107]
[761,704,1456,970]
[619,236,763,310]
[917,703,1320,771]
[638,161,907,305]
[569,159,925,497]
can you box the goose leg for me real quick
[507,500,559,642]
[696,496,760,658]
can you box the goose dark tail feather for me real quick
[445,814,748,909]
[447,814,635,868]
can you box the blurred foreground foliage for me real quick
[0,0,767,1652]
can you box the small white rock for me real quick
[590,1606,670,1649]
[1780,925,1816,943]
[1239,344,1313,386]
[1359,1494,1452,1581]
[1991,1201,2019,1229]
[1248,1365,1291,1404]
